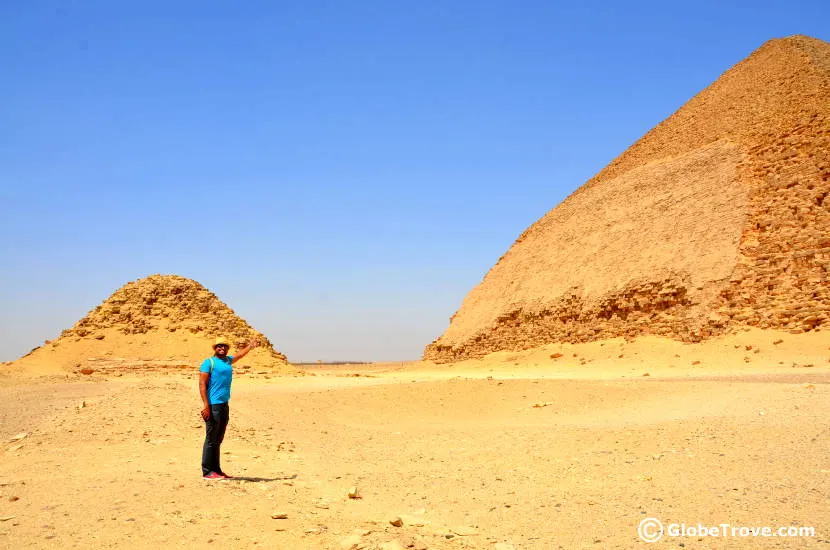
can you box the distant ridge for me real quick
[425,35,830,363]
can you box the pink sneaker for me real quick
[219,472,233,479]
[203,472,223,479]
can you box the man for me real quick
[199,336,259,479]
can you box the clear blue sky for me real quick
[1,1,827,362]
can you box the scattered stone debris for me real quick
[339,534,364,549]
[398,514,428,527]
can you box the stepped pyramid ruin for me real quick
[425,35,830,363]
[14,274,292,374]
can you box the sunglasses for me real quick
[214,344,229,349]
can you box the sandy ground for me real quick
[0,329,828,549]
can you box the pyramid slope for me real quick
[425,35,830,363]
[13,274,294,374]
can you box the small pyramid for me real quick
[13,274,292,374]
[425,35,830,363]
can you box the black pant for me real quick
[202,402,229,475]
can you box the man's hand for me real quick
[232,337,260,364]
[201,406,211,421]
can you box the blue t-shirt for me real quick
[199,355,234,405]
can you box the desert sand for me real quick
[1,329,827,549]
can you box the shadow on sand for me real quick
[225,474,297,483]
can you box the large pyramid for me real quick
[425,35,830,363]
[13,274,292,374]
